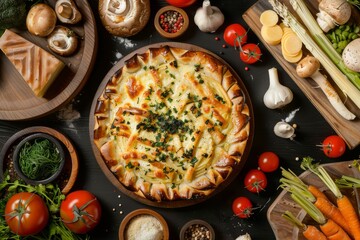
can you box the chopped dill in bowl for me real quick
[13,133,65,184]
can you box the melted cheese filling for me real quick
[106,60,234,188]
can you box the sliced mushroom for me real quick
[47,26,78,56]
[274,121,296,139]
[98,0,151,37]
[55,0,82,24]
[316,0,351,32]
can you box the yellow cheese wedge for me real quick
[283,50,303,63]
[0,29,65,97]
[260,10,279,27]
[261,25,283,46]
[282,34,303,56]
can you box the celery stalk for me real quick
[289,0,360,90]
[268,0,360,109]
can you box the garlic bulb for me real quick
[194,0,224,33]
[263,68,293,109]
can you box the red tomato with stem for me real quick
[232,196,253,218]
[223,23,248,47]
[165,0,197,7]
[244,169,267,193]
[5,192,49,236]
[60,190,102,234]
[321,135,346,158]
[240,43,262,64]
[258,151,280,173]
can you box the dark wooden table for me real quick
[1,1,359,239]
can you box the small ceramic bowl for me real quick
[119,208,169,240]
[180,219,215,240]
[13,132,65,185]
[154,6,189,39]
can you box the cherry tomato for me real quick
[244,169,267,193]
[165,0,197,7]
[223,23,248,47]
[5,192,49,236]
[232,196,253,218]
[321,135,346,158]
[240,43,262,64]
[258,151,280,172]
[60,190,102,234]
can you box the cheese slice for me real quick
[0,29,65,97]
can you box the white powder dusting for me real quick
[57,103,80,129]
[113,36,136,49]
[284,108,300,122]
[125,215,163,240]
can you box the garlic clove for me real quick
[274,121,296,139]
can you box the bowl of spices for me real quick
[119,208,169,240]
[12,132,65,185]
[154,6,189,39]
[180,219,215,240]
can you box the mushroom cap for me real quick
[296,55,320,78]
[319,0,351,25]
[26,3,57,37]
[55,0,82,24]
[47,26,78,56]
[342,38,360,72]
[98,0,150,37]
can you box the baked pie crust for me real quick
[93,46,251,202]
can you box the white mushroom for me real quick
[55,0,82,24]
[26,3,57,37]
[342,38,360,72]
[296,55,356,120]
[47,26,78,56]
[98,0,150,37]
[316,0,351,32]
[274,121,296,139]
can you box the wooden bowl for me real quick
[119,208,169,240]
[0,126,79,194]
[12,132,66,185]
[154,6,189,39]
[180,219,215,240]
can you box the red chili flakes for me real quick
[159,10,184,33]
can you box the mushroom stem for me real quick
[297,56,356,120]
[310,70,355,120]
[57,3,73,19]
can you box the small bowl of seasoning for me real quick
[180,219,215,240]
[119,208,169,240]
[12,133,65,185]
[154,6,189,39]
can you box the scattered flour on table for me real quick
[113,36,136,49]
[57,102,80,129]
[284,108,300,122]
[125,215,163,240]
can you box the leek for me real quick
[289,0,360,90]
[268,0,360,109]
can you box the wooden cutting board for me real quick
[0,0,97,120]
[243,0,360,149]
[267,161,359,240]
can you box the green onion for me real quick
[19,139,62,180]
[269,0,360,109]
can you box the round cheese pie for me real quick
[93,46,251,202]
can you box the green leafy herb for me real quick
[18,139,62,180]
